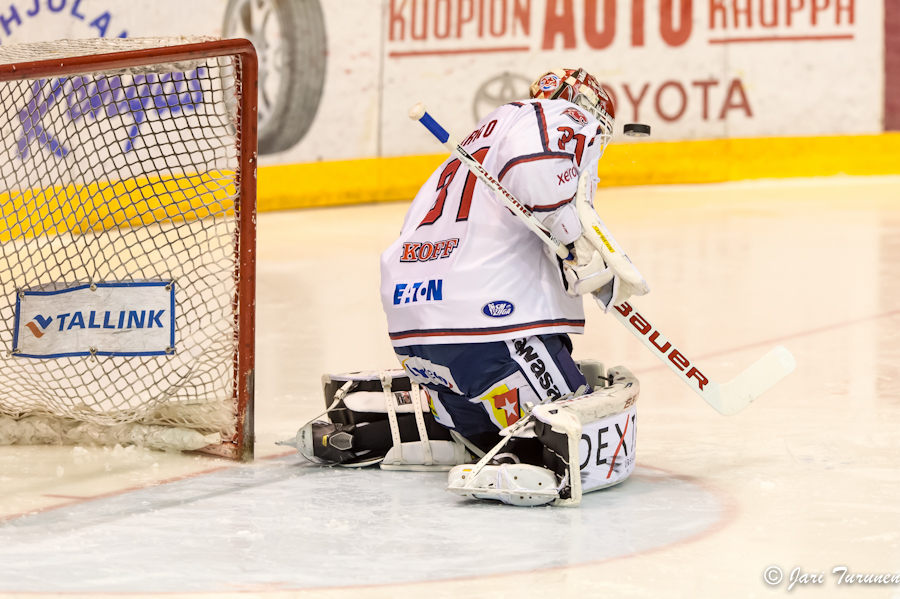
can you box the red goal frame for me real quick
[0,39,258,461]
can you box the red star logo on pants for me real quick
[492,388,520,426]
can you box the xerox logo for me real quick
[557,165,578,185]
[482,301,514,318]
[392,280,443,305]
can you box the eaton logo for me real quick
[393,280,443,305]
[482,301,514,318]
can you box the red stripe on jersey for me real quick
[498,151,573,182]
[389,319,586,340]
[530,195,575,212]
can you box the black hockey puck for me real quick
[623,123,651,137]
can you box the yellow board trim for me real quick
[257,133,900,212]
[4,133,898,241]
[0,172,235,243]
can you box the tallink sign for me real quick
[13,281,175,358]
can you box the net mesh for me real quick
[0,38,247,452]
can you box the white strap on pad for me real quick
[410,380,434,466]
[378,370,465,471]
[379,371,404,465]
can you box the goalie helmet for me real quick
[530,68,615,157]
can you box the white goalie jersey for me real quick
[380,99,605,347]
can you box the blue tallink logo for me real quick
[25,314,53,338]
[27,310,166,335]
[17,70,204,159]
[482,301,514,318]
[393,280,443,305]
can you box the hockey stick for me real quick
[409,104,796,415]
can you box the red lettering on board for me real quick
[660,0,691,46]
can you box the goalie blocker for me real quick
[283,361,639,507]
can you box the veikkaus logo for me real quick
[482,301,514,318]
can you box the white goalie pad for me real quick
[533,365,639,506]
[447,363,639,507]
[562,169,650,310]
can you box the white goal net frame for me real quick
[0,38,257,461]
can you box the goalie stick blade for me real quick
[705,345,797,416]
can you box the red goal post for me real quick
[0,38,257,461]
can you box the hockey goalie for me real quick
[284,68,649,507]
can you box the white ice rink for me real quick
[2,175,900,598]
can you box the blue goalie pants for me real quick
[394,334,589,438]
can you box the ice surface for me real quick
[0,459,720,592]
[2,176,900,598]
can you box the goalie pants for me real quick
[394,334,588,439]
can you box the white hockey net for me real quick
[0,38,256,459]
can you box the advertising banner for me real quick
[0,0,896,204]
[13,282,175,358]
[0,0,887,162]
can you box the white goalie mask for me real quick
[529,68,616,158]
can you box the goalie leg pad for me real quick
[534,365,639,506]
[446,363,639,507]
[284,370,470,470]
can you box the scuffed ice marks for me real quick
[0,459,722,592]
